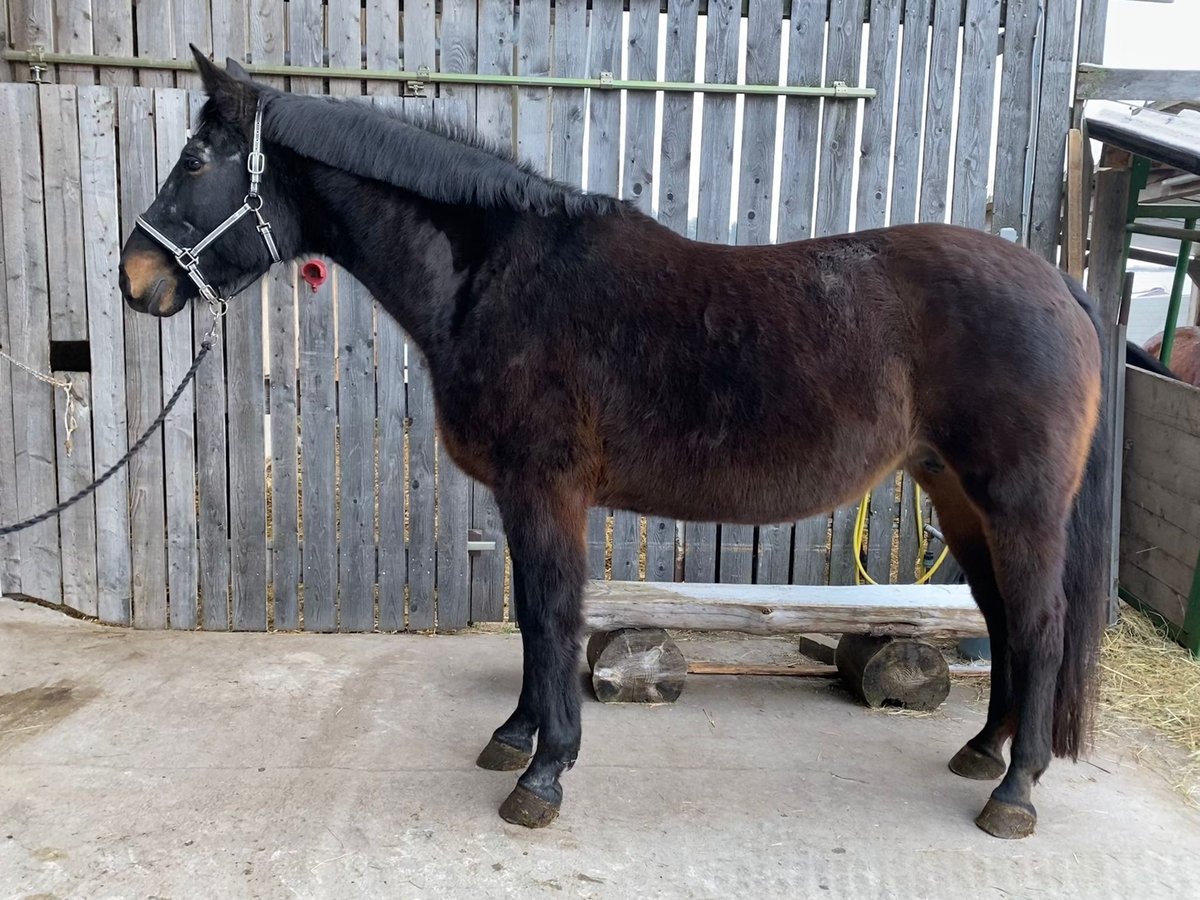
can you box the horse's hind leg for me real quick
[913,465,1012,781]
[476,555,538,772]
[490,481,588,828]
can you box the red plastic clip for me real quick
[300,259,328,293]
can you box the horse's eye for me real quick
[184,157,204,173]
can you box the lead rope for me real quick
[0,304,226,538]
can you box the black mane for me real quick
[229,91,625,218]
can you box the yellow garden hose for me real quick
[852,482,950,586]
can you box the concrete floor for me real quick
[2,599,1197,900]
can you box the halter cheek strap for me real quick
[135,97,280,308]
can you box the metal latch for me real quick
[467,529,496,552]
[405,65,431,98]
[598,71,615,88]
[29,44,47,84]
[831,80,851,98]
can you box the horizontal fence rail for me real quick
[0,0,1090,631]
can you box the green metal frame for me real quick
[1117,154,1200,657]
[0,49,876,100]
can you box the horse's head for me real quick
[120,46,291,317]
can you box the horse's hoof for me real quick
[476,737,532,772]
[975,798,1036,839]
[499,784,560,828]
[948,744,1006,781]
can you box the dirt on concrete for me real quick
[2,597,1198,899]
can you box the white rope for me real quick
[0,348,82,456]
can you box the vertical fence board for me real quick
[225,300,267,632]
[336,272,377,632]
[39,86,88,341]
[918,0,960,224]
[889,0,931,226]
[0,158,19,594]
[407,346,437,630]
[186,94,232,631]
[781,0,830,585]
[816,0,866,587]
[56,0,95,85]
[433,3,477,629]
[516,0,551,173]
[375,266,407,630]
[117,87,165,626]
[1028,0,1077,261]
[687,0,739,584]
[471,0,515,617]
[299,279,337,632]
[549,0,587,187]
[92,0,133,86]
[174,0,212,89]
[77,85,132,622]
[53,373,98,614]
[268,263,300,630]
[249,0,286,87]
[288,0,324,95]
[135,0,174,88]
[152,89,199,629]
[209,0,247,64]
[650,0,697,583]
[365,0,401,95]
[951,0,1002,229]
[991,0,1038,238]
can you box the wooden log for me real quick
[587,628,687,704]
[834,634,951,711]
[688,660,992,679]
[583,581,986,638]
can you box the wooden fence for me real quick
[0,0,1101,630]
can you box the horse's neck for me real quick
[298,166,490,358]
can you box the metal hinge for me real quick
[831,80,850,98]
[598,71,615,88]
[467,528,496,553]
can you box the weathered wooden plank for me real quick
[917,0,958,224]
[1122,470,1200,540]
[39,86,88,341]
[209,0,247,64]
[91,0,134,85]
[173,0,212,89]
[610,508,641,582]
[287,0,324,94]
[1123,427,1200,510]
[336,272,377,631]
[645,516,676,582]
[685,0,738,584]
[1119,502,1200,581]
[185,91,231,630]
[548,0,587,187]
[151,88,199,629]
[225,304,267,631]
[438,0,478,124]
[135,0,174,88]
[54,0,93,84]
[0,156,19,594]
[52,372,98,615]
[249,0,286,89]
[77,85,132,623]
[816,0,866,586]
[1124,368,1200,438]
[583,581,986,637]
[991,0,1039,238]
[326,0,361,97]
[117,87,166,626]
[1,86,61,605]
[365,0,400,95]
[469,0,515,618]
[407,344,437,630]
[814,0,864,237]
[375,306,406,632]
[889,0,932,227]
[1027,0,1077,259]
[1076,66,1200,103]
[299,275,337,632]
[778,0,831,583]
[267,263,300,630]
[516,0,550,173]
[1118,558,1189,632]
[950,0,1001,229]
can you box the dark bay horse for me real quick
[119,51,1110,840]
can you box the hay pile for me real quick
[1098,605,1200,805]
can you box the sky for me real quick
[1103,0,1200,69]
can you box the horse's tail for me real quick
[1054,272,1112,759]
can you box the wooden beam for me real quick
[1077,66,1200,103]
[583,581,986,638]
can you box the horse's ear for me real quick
[224,57,252,82]
[190,44,256,124]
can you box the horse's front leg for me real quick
[490,484,587,828]
[476,555,539,772]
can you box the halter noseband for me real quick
[135,98,280,308]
